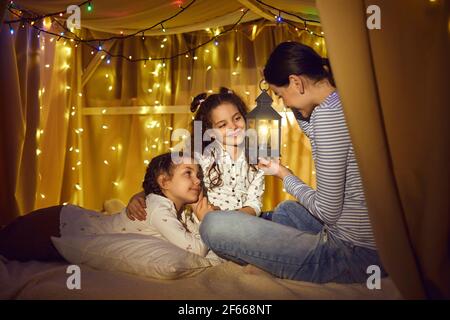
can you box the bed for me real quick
[0,255,402,300]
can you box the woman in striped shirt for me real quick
[200,42,387,283]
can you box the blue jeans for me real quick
[200,200,387,283]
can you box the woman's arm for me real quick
[258,107,350,225]
[283,107,350,225]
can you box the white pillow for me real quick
[51,234,213,280]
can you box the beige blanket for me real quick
[0,256,402,300]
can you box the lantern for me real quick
[246,82,282,165]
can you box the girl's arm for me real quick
[126,191,147,221]
[238,206,256,216]
[241,169,265,216]
[148,200,209,257]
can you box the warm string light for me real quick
[255,0,323,37]
[275,12,283,24]
[5,0,206,63]
[7,3,317,77]
[7,0,92,25]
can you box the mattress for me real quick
[0,255,402,300]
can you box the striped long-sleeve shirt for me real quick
[283,91,376,250]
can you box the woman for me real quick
[199,42,387,283]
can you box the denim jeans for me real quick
[200,200,387,283]
[260,211,273,220]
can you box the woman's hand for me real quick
[258,157,292,180]
[126,192,147,221]
[191,193,215,221]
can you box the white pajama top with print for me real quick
[59,193,209,257]
[195,141,265,216]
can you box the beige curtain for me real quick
[0,17,40,224]
[0,11,84,225]
[316,0,450,299]
[0,0,7,27]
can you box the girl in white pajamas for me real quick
[0,153,217,261]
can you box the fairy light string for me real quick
[5,0,324,63]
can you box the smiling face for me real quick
[159,159,202,210]
[209,103,246,147]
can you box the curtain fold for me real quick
[0,18,42,224]
[0,0,7,29]
[316,0,449,299]
[0,13,84,223]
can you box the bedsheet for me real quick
[0,256,402,300]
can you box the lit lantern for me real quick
[246,81,282,165]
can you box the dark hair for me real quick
[142,152,195,231]
[263,41,335,87]
[189,87,257,189]
[143,152,174,197]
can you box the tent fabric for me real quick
[316,0,450,299]
[12,0,320,35]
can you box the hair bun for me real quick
[219,87,233,95]
[190,92,208,113]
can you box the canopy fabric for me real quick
[12,0,319,35]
